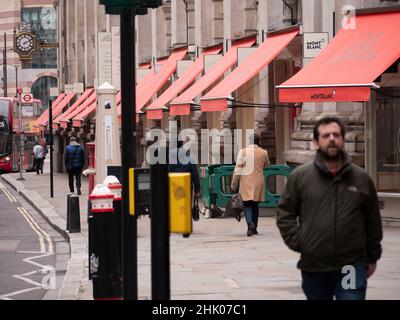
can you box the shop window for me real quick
[21,7,57,69]
[376,95,400,193]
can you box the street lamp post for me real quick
[16,90,25,181]
[0,64,21,98]
[53,0,61,93]
[13,65,20,98]
[2,32,7,97]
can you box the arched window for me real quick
[31,76,57,112]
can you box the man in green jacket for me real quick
[276,116,383,300]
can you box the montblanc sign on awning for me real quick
[303,32,329,58]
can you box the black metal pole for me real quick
[120,7,137,300]
[49,99,54,198]
[3,33,7,97]
[150,163,170,300]
[15,66,18,98]
[333,12,336,37]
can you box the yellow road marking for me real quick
[19,207,53,253]
[17,207,46,253]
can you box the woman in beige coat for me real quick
[231,133,270,236]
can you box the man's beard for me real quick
[319,145,344,161]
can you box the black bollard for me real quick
[113,198,122,275]
[88,199,93,280]
[66,194,72,231]
[68,194,81,233]
[104,175,123,285]
[89,185,122,300]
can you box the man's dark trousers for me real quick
[301,264,368,300]
[68,167,82,193]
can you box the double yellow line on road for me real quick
[17,207,53,254]
[0,182,17,202]
[0,181,53,253]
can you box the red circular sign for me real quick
[22,94,32,103]
[17,88,23,95]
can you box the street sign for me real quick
[17,87,23,95]
[50,87,59,97]
[303,32,329,59]
[64,84,74,94]
[37,42,59,49]
[73,83,85,94]
[22,93,33,103]
[21,105,34,117]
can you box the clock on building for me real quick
[14,32,36,60]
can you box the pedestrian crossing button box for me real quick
[129,168,150,216]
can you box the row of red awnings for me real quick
[37,30,297,127]
[37,9,400,130]
[167,37,256,117]
[146,44,223,119]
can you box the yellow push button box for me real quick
[169,173,192,235]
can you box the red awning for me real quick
[54,88,94,128]
[59,92,97,128]
[72,91,122,128]
[72,100,97,127]
[136,65,162,95]
[201,29,299,112]
[136,47,188,113]
[138,62,151,69]
[50,93,75,121]
[35,93,66,127]
[39,93,75,130]
[278,11,400,103]
[65,50,182,127]
[169,37,256,116]
[146,45,223,120]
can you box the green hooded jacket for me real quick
[276,151,383,272]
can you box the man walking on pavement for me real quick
[231,133,270,236]
[169,140,201,205]
[32,140,45,175]
[65,136,85,195]
[276,116,383,300]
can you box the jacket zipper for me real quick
[334,182,337,269]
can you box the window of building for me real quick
[376,90,400,193]
[31,76,57,111]
[21,7,57,69]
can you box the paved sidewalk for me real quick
[2,168,400,300]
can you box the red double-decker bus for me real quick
[0,98,13,172]
[0,97,42,173]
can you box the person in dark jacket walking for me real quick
[276,116,383,300]
[169,140,201,198]
[65,136,85,195]
[169,140,201,234]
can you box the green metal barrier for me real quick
[262,165,292,207]
[212,165,234,207]
[200,164,292,210]
[199,165,221,208]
